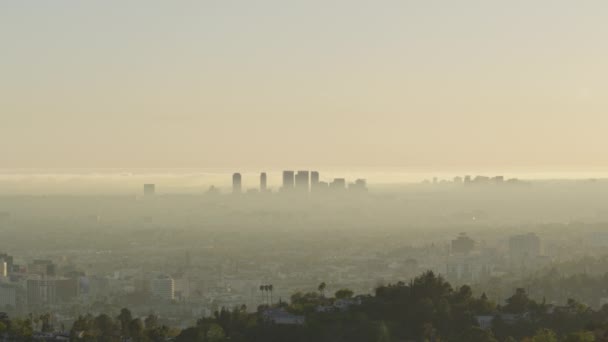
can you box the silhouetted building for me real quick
[329,178,346,190]
[509,233,540,261]
[310,171,320,190]
[29,260,56,278]
[317,181,329,191]
[473,176,490,184]
[295,171,310,192]
[27,278,56,308]
[260,172,267,192]
[55,277,80,302]
[232,173,242,194]
[207,185,220,195]
[282,171,295,191]
[143,184,155,196]
[349,179,367,192]
[451,233,475,255]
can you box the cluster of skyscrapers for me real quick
[232,171,367,194]
[141,172,367,195]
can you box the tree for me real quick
[504,288,533,314]
[176,326,205,342]
[206,323,226,342]
[260,285,268,305]
[335,289,354,299]
[95,313,119,342]
[9,318,33,341]
[563,331,595,342]
[456,327,498,342]
[318,282,327,297]
[39,313,52,333]
[528,328,557,342]
[144,313,159,330]
[148,325,170,342]
[128,318,144,342]
[117,308,133,337]
[269,284,274,305]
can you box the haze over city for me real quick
[2,2,608,342]
[3,1,608,173]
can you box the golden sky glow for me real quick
[2,1,608,170]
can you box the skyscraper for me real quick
[260,172,267,192]
[329,178,346,190]
[310,171,319,190]
[295,171,310,192]
[232,173,242,194]
[143,184,155,196]
[282,171,295,191]
[349,179,367,191]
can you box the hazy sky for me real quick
[2,1,607,170]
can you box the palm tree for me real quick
[39,313,52,332]
[269,284,274,305]
[318,282,327,297]
[264,285,270,305]
[259,285,266,305]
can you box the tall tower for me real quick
[295,171,310,192]
[282,171,295,191]
[310,171,319,191]
[260,172,267,192]
[143,184,155,196]
[232,173,242,194]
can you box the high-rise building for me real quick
[295,171,310,192]
[29,260,56,278]
[509,233,541,260]
[27,278,56,308]
[451,233,475,255]
[349,179,367,192]
[260,172,267,192]
[329,178,346,190]
[55,277,80,302]
[282,171,295,191]
[0,254,13,276]
[310,171,319,190]
[143,184,156,196]
[0,284,16,308]
[232,173,242,194]
[151,275,175,301]
[492,176,504,183]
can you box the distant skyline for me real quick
[2,1,608,169]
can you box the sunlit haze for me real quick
[3,3,608,341]
[3,1,608,172]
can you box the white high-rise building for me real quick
[0,284,16,308]
[0,261,7,278]
[151,275,175,301]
